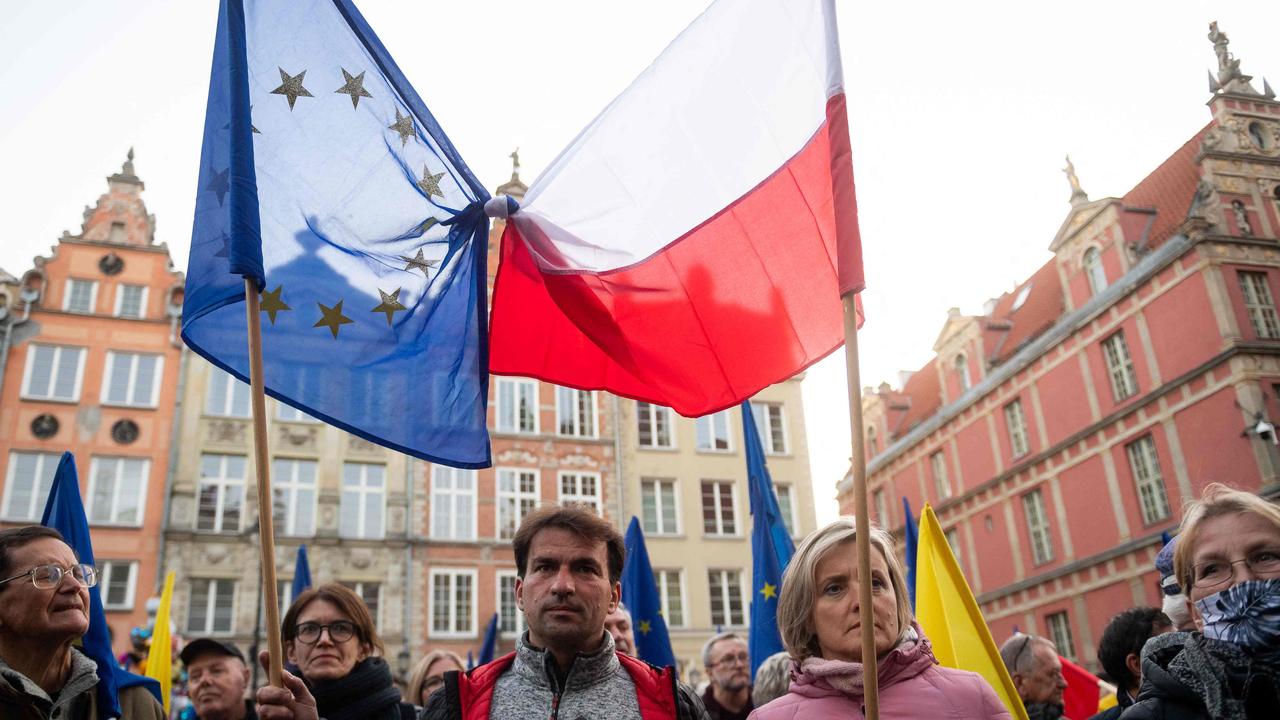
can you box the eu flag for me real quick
[182,0,492,468]
[743,400,795,680]
[292,544,312,600]
[41,452,162,718]
[477,612,499,665]
[621,517,676,668]
[903,497,919,609]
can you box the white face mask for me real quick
[1162,593,1192,629]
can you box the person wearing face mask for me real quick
[1123,483,1280,720]
[0,526,164,720]
[1154,538,1197,632]
[748,518,1010,720]
[405,651,465,707]
[998,634,1067,720]
[257,583,416,720]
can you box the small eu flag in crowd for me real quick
[621,517,677,668]
[182,0,492,468]
[744,400,795,680]
[292,544,312,599]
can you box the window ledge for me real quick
[20,395,79,404]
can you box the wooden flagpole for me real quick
[842,292,878,720]
[245,278,285,688]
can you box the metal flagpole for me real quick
[245,279,285,688]
[842,292,878,720]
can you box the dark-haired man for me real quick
[1088,608,1172,720]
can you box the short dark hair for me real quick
[1097,607,1172,691]
[281,583,384,657]
[513,505,625,584]
[0,526,69,582]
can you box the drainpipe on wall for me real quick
[156,287,187,588]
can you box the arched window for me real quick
[954,354,971,392]
[1083,247,1107,296]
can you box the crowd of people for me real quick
[0,481,1275,719]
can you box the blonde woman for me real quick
[406,650,465,706]
[748,518,1009,720]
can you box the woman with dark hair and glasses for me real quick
[1124,483,1280,720]
[267,582,415,720]
[0,526,163,719]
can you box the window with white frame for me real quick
[101,352,163,407]
[1046,611,1077,661]
[276,402,319,422]
[88,457,148,526]
[555,387,596,438]
[186,579,236,635]
[341,581,382,631]
[655,569,685,627]
[272,458,317,537]
[63,278,97,314]
[1023,489,1055,565]
[497,468,539,540]
[114,284,147,319]
[1239,271,1280,339]
[1083,248,1108,296]
[275,581,293,616]
[2,451,59,521]
[497,571,524,637]
[874,488,889,528]
[340,463,386,539]
[641,478,679,535]
[955,354,972,392]
[695,410,732,452]
[495,378,538,434]
[197,454,245,532]
[708,569,745,626]
[1101,332,1139,401]
[1004,399,1030,458]
[100,561,138,611]
[205,365,251,417]
[431,465,476,540]
[931,451,951,500]
[637,402,674,448]
[558,472,601,513]
[775,484,797,536]
[430,569,476,637]
[1125,435,1172,525]
[701,480,737,536]
[22,344,84,401]
[750,402,789,454]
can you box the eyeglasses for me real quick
[294,620,356,644]
[711,651,749,667]
[1191,549,1280,589]
[0,563,97,589]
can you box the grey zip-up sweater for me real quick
[0,646,99,720]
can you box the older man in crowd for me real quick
[700,633,753,720]
[182,638,256,720]
[999,634,1067,720]
[604,602,637,657]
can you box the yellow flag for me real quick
[145,571,176,714]
[915,505,1028,720]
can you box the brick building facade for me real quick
[839,33,1280,670]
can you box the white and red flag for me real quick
[490,0,864,416]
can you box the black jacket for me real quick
[1120,632,1279,720]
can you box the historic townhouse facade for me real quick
[0,153,185,649]
[839,31,1280,672]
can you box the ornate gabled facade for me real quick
[0,151,185,653]
[840,23,1280,672]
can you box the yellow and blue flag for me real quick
[915,504,1028,720]
[743,400,795,679]
[621,517,676,667]
[182,0,492,468]
[146,571,176,715]
[41,452,161,719]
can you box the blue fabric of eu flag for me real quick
[292,544,313,599]
[902,497,919,609]
[182,0,492,468]
[621,517,677,668]
[743,400,795,680]
[41,452,162,718]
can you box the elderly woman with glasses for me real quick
[258,583,416,720]
[748,518,1010,720]
[0,526,163,720]
[1124,484,1280,720]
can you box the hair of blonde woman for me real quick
[1173,482,1280,593]
[405,649,466,705]
[776,517,912,662]
[751,650,793,708]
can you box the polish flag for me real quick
[489,0,864,417]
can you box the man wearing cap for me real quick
[182,638,256,720]
[1154,537,1195,631]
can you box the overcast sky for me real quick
[3,1,1277,525]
